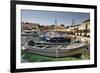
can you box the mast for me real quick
[72,19,75,35]
[55,19,57,29]
[72,19,75,26]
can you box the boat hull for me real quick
[25,45,86,57]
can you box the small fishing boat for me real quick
[24,42,86,57]
[23,31,87,57]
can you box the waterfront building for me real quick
[66,19,90,38]
[78,19,90,37]
[53,25,66,32]
[21,22,39,32]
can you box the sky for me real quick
[21,10,90,26]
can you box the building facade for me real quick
[65,19,90,38]
[21,22,39,32]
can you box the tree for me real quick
[61,24,65,27]
[85,24,88,37]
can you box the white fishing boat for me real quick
[23,31,87,57]
[24,42,86,57]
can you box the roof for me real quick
[82,19,90,23]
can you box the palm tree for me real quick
[85,24,88,37]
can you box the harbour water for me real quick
[21,31,90,62]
